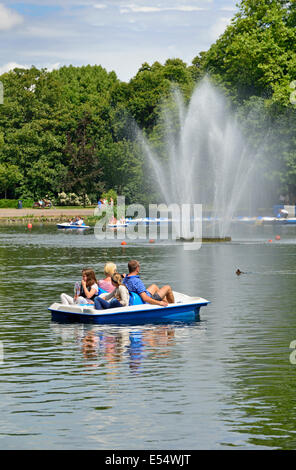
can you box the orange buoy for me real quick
[121,241,127,246]
[27,223,32,229]
[275,235,281,240]
[268,239,272,243]
[149,239,155,243]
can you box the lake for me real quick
[0,223,296,450]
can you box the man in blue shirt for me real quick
[123,260,175,306]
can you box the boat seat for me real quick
[98,287,108,295]
[129,292,145,306]
[98,287,145,306]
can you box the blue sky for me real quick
[0,0,239,81]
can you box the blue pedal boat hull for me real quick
[49,295,210,325]
[57,223,90,229]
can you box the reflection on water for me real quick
[52,323,176,374]
[1,225,296,449]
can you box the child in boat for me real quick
[61,269,99,305]
[98,262,117,292]
[94,273,129,310]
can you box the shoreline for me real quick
[0,208,97,224]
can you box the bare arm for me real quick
[103,288,116,301]
[81,281,97,299]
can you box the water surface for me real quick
[0,224,296,449]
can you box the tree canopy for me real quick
[200,0,296,104]
[0,0,296,205]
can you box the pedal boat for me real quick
[49,291,210,324]
[57,222,90,229]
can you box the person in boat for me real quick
[69,216,78,225]
[123,259,174,306]
[98,262,118,293]
[109,215,117,225]
[60,269,99,305]
[278,208,289,219]
[75,216,85,226]
[94,273,129,310]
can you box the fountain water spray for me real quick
[139,77,256,240]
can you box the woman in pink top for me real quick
[98,262,117,292]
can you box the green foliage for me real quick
[0,198,34,208]
[201,0,296,105]
[62,111,105,206]
[0,2,296,208]
[0,163,22,198]
[114,59,195,131]
[193,0,296,203]
[100,189,117,205]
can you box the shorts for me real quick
[151,292,162,301]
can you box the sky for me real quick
[0,0,239,82]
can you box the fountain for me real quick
[139,77,256,242]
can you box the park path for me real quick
[0,208,96,217]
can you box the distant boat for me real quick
[57,223,90,229]
[107,222,128,228]
[123,217,171,225]
[232,216,296,225]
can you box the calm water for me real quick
[1,224,296,450]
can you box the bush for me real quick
[100,189,117,205]
[57,192,92,206]
[0,199,34,208]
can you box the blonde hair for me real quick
[111,273,124,286]
[104,262,117,277]
[111,273,128,297]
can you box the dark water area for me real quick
[0,224,296,449]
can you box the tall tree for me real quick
[0,163,22,198]
[201,0,296,104]
[63,111,105,205]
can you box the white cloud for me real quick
[26,25,77,38]
[93,3,107,9]
[0,62,29,75]
[220,6,236,12]
[210,16,232,40]
[120,4,208,14]
[45,62,61,71]
[0,3,23,31]
[0,0,239,82]
[0,61,60,75]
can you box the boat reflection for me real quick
[50,323,177,373]
[127,327,176,372]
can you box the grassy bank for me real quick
[0,213,101,225]
[0,204,114,226]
